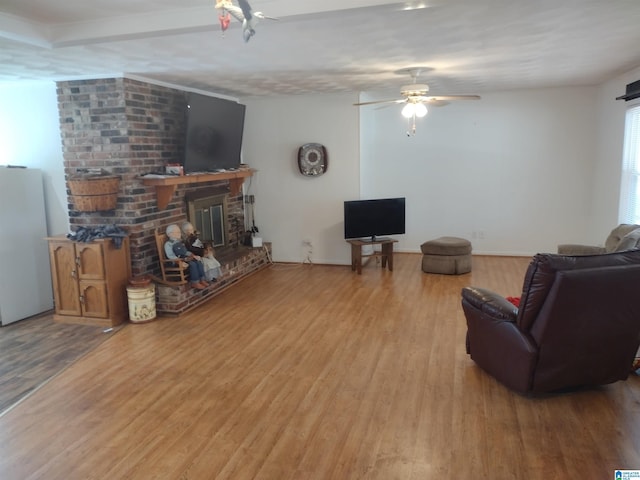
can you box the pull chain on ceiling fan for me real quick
[354,67,481,135]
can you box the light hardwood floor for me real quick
[1,253,639,479]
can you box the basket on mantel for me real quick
[68,174,120,212]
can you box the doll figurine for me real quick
[181,221,205,256]
[202,242,222,282]
[164,224,208,290]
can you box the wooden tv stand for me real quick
[347,238,398,274]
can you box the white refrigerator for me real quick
[0,167,54,325]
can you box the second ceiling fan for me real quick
[354,67,481,135]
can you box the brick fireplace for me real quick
[56,77,268,305]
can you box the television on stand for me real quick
[182,92,246,174]
[343,197,406,241]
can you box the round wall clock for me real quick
[298,143,328,177]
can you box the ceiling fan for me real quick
[354,67,481,135]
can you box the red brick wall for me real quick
[57,77,246,277]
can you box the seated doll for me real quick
[164,224,208,290]
[181,222,205,256]
[202,242,222,282]
[182,222,222,282]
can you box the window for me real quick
[619,104,640,224]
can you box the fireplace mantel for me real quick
[141,169,255,210]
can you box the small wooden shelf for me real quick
[141,169,254,210]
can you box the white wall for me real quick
[360,87,598,256]
[242,86,603,262]
[0,82,68,235]
[241,93,360,264]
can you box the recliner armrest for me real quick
[461,286,518,322]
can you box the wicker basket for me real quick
[68,175,120,212]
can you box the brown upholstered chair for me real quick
[557,223,640,255]
[461,250,640,394]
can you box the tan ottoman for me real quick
[421,236,472,275]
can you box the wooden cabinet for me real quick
[47,237,131,327]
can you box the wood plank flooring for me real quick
[1,253,639,479]
[0,313,118,415]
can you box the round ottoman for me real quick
[420,236,472,275]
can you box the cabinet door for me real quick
[48,241,81,316]
[76,243,105,280]
[79,280,108,318]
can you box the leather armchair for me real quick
[557,223,640,255]
[462,250,640,394]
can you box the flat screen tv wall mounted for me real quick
[343,197,406,241]
[182,92,246,174]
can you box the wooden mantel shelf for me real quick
[141,169,254,210]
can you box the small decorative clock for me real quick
[298,143,328,177]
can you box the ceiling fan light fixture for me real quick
[401,103,416,118]
[414,103,428,117]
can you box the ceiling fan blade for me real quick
[374,103,399,111]
[425,100,450,107]
[423,95,481,102]
[353,99,406,106]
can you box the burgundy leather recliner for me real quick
[461,250,640,394]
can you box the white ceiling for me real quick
[1,0,640,98]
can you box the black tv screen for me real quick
[344,197,406,240]
[183,93,246,173]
